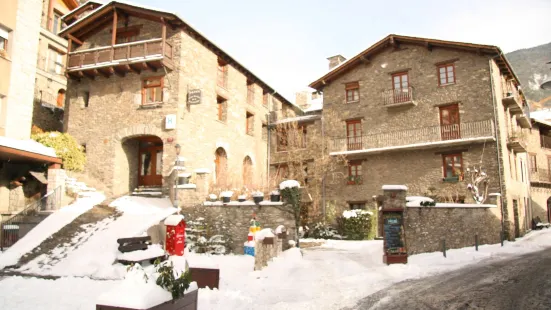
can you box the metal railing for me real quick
[530,168,551,183]
[330,119,494,153]
[0,186,62,251]
[382,87,414,105]
[67,38,173,69]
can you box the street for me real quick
[347,247,551,310]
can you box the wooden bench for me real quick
[532,217,551,230]
[116,236,167,265]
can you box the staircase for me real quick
[65,177,98,198]
[132,186,164,198]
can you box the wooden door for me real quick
[138,146,163,186]
[392,72,410,103]
[440,104,461,140]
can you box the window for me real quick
[246,112,254,135]
[529,153,537,173]
[346,119,362,150]
[215,147,228,186]
[83,91,90,108]
[0,26,8,53]
[277,128,288,151]
[438,63,455,86]
[263,91,269,106]
[217,58,228,88]
[439,104,461,140]
[345,82,359,103]
[81,143,87,154]
[262,123,268,141]
[276,164,289,181]
[349,202,366,210]
[247,81,255,105]
[142,77,163,105]
[56,89,65,108]
[442,154,463,179]
[51,11,63,34]
[47,48,63,75]
[520,159,525,183]
[348,160,362,185]
[277,125,307,151]
[243,156,253,188]
[392,72,410,103]
[115,27,140,44]
[217,96,227,122]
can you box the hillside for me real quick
[505,42,551,108]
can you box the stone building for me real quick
[526,118,551,224]
[58,1,296,205]
[0,0,62,216]
[308,35,532,240]
[32,0,80,133]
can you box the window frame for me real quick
[217,59,228,89]
[345,82,359,103]
[0,37,7,53]
[347,160,363,185]
[47,47,64,75]
[217,96,227,122]
[346,119,362,150]
[442,153,463,179]
[348,202,366,210]
[51,10,63,34]
[246,111,254,135]
[141,77,164,105]
[247,82,255,105]
[529,153,537,173]
[437,63,456,86]
[276,164,289,181]
[263,92,269,106]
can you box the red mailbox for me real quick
[164,214,186,256]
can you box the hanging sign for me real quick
[187,89,201,105]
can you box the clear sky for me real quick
[131,0,551,102]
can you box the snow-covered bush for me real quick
[154,259,192,299]
[185,217,230,254]
[337,209,375,240]
[309,222,342,240]
[32,131,86,171]
[280,180,302,246]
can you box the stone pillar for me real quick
[254,235,278,271]
[47,164,66,210]
[381,185,408,264]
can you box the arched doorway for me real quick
[135,136,163,187]
[243,156,253,188]
[56,89,66,108]
[547,197,551,223]
[214,147,227,186]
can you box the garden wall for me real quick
[181,203,296,254]
[405,206,502,254]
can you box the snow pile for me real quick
[0,192,105,269]
[382,184,408,191]
[194,168,210,174]
[164,214,184,226]
[17,196,177,279]
[220,191,233,197]
[255,228,275,241]
[252,191,264,197]
[279,180,300,190]
[208,194,217,200]
[0,136,57,157]
[342,209,373,219]
[275,225,286,234]
[117,244,166,262]
[406,196,434,207]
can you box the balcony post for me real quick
[66,38,72,74]
[161,17,166,57]
[111,8,118,46]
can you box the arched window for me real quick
[214,147,227,186]
[243,156,253,188]
[56,89,66,108]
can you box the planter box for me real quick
[270,194,280,202]
[221,197,230,203]
[253,196,263,204]
[238,198,246,202]
[263,237,274,245]
[188,267,220,289]
[96,289,198,310]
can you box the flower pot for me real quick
[253,196,263,204]
[96,289,198,310]
[222,197,230,203]
[238,198,246,202]
[270,194,280,202]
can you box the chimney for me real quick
[295,91,311,110]
[311,92,321,100]
[327,54,346,70]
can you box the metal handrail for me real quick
[0,186,62,251]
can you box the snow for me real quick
[258,201,283,206]
[116,244,166,262]
[279,179,300,190]
[531,109,551,122]
[252,191,264,197]
[203,201,224,206]
[0,192,105,269]
[164,214,185,226]
[2,225,20,229]
[194,168,210,174]
[343,209,373,219]
[489,193,502,197]
[220,191,233,197]
[270,115,320,125]
[238,195,247,199]
[407,201,497,208]
[16,196,177,279]
[174,184,196,189]
[0,136,57,158]
[382,184,408,190]
[255,228,275,241]
[208,194,217,200]
[275,225,286,234]
[270,190,280,195]
[177,172,191,178]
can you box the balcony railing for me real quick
[530,168,551,183]
[382,87,414,106]
[330,119,495,153]
[67,38,174,73]
[502,87,523,114]
[541,135,551,149]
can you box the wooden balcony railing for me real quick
[330,119,495,153]
[382,87,414,106]
[541,135,551,149]
[67,38,173,71]
[530,168,551,183]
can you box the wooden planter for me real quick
[188,267,220,289]
[263,237,274,245]
[96,289,198,310]
[253,196,263,204]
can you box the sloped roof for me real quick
[60,0,294,108]
[309,34,521,90]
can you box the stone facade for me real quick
[526,120,551,224]
[181,204,295,255]
[308,37,531,240]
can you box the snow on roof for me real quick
[0,136,57,158]
[271,114,320,125]
[163,214,184,226]
[530,109,551,121]
[382,185,408,191]
[408,203,497,208]
[304,97,323,112]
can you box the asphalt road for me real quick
[346,247,551,310]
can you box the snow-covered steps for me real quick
[132,187,164,198]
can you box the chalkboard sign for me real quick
[383,212,405,254]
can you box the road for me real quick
[347,247,551,310]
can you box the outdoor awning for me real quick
[29,171,48,184]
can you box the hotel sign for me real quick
[187,89,201,105]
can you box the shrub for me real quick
[185,217,231,254]
[32,131,86,171]
[337,209,375,240]
[309,222,342,239]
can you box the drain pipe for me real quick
[321,94,327,220]
[489,59,506,239]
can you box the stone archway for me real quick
[214,147,228,187]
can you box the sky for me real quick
[130,0,551,103]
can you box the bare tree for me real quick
[466,166,490,204]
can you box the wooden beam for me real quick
[111,8,118,46]
[128,64,141,74]
[161,17,166,56]
[66,39,72,72]
[98,67,113,78]
[113,66,126,77]
[83,71,96,80]
[67,34,83,45]
[77,16,112,40]
[145,62,157,72]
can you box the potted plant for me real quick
[270,190,281,202]
[208,194,217,202]
[347,175,363,185]
[252,191,264,204]
[220,191,233,203]
[238,194,247,202]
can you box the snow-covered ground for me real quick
[0,192,105,269]
[1,229,551,309]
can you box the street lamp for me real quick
[541,61,551,90]
[174,144,181,208]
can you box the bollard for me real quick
[475,234,479,251]
[500,232,504,247]
[442,239,446,258]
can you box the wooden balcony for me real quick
[516,105,531,128]
[541,135,551,149]
[329,119,495,155]
[502,90,523,114]
[530,168,551,184]
[382,87,415,108]
[507,130,527,153]
[66,38,174,79]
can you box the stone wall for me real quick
[181,204,296,254]
[405,206,502,254]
